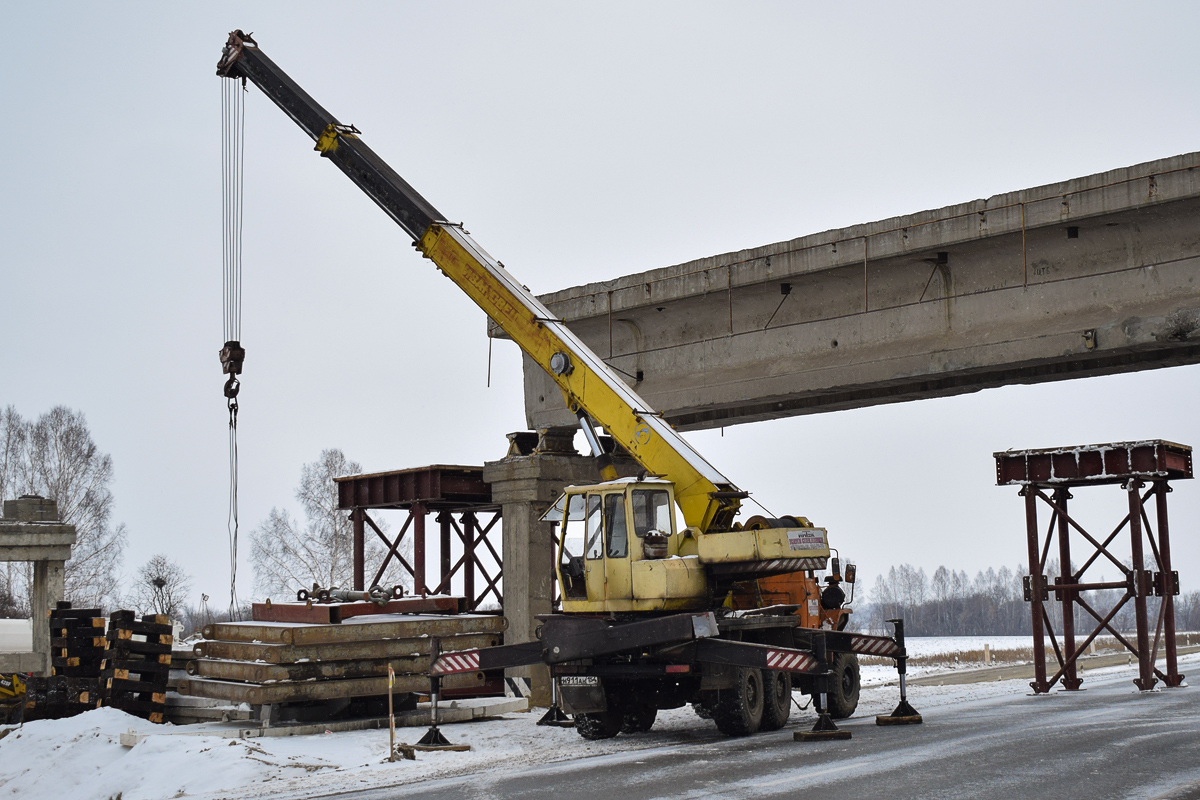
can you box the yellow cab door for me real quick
[582,494,607,603]
[602,491,633,604]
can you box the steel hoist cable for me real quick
[220,76,248,620]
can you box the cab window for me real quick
[604,494,628,558]
[584,495,604,559]
[632,490,673,538]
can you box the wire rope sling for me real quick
[219,70,248,619]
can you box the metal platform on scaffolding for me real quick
[335,465,502,611]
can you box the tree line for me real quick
[860,562,1200,637]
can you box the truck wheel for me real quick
[691,700,714,720]
[621,704,657,733]
[826,652,860,719]
[759,670,791,731]
[574,709,623,740]
[713,667,765,736]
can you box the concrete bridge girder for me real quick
[512,153,1200,432]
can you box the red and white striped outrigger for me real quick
[848,632,904,658]
[430,650,481,675]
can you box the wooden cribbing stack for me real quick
[25,602,105,720]
[23,675,100,721]
[100,611,173,723]
[49,602,106,678]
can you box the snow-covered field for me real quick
[859,635,1033,686]
[899,635,1032,657]
[2,650,1196,800]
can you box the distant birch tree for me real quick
[250,449,408,599]
[0,406,127,611]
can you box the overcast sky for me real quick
[4,2,1199,609]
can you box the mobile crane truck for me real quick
[217,30,921,741]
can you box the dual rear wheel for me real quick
[574,699,658,740]
[713,668,792,736]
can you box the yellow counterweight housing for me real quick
[695,526,829,565]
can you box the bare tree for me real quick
[251,449,358,598]
[251,449,407,600]
[130,554,192,618]
[27,407,127,607]
[0,406,127,610]
[0,407,30,616]
[0,406,29,503]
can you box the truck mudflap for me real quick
[792,629,905,659]
[431,611,720,675]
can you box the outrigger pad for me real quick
[537,705,574,727]
[414,725,471,751]
[795,712,852,742]
[876,698,923,725]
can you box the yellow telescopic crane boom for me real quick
[216,31,745,532]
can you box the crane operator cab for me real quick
[545,479,709,613]
[544,478,847,625]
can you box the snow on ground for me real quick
[3,650,1196,800]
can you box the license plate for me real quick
[559,675,599,686]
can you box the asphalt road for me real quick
[320,669,1200,800]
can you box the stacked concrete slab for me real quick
[177,614,504,713]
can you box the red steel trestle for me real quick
[996,441,1191,694]
[336,466,502,611]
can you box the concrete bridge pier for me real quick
[0,496,77,676]
[484,429,638,706]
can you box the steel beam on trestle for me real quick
[1023,488,1050,693]
[1156,483,1182,686]
[1056,487,1081,690]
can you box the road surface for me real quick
[322,668,1200,800]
